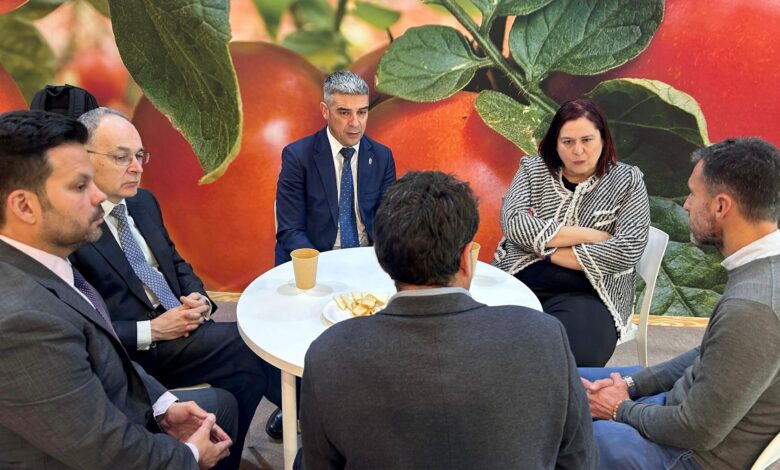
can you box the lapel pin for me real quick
[369,156,373,165]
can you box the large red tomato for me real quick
[0,0,28,15]
[133,42,324,291]
[58,48,130,108]
[0,64,26,112]
[347,45,389,107]
[369,92,525,261]
[544,0,780,145]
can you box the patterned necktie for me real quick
[72,267,118,337]
[110,204,180,310]
[339,147,359,249]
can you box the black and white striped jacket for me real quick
[493,156,651,340]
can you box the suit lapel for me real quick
[91,221,153,309]
[312,128,339,227]
[356,136,374,221]
[127,196,180,296]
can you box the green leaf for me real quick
[474,90,550,154]
[281,29,350,71]
[508,0,663,83]
[470,0,552,31]
[0,16,55,100]
[253,0,293,39]
[290,0,333,30]
[12,0,65,19]
[376,25,491,102]
[82,0,109,16]
[109,0,241,183]
[587,78,710,198]
[650,240,725,317]
[350,1,399,30]
[648,196,690,244]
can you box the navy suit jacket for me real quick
[274,127,396,265]
[70,188,213,353]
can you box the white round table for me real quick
[237,247,541,469]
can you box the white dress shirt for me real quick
[101,199,211,351]
[0,234,197,458]
[325,127,370,248]
[721,229,780,271]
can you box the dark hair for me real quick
[0,110,88,227]
[373,171,479,287]
[692,137,780,222]
[538,98,617,177]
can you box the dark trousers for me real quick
[175,387,238,470]
[134,320,282,469]
[516,261,617,367]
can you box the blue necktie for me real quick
[72,267,118,337]
[339,147,359,249]
[110,204,180,310]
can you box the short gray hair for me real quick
[323,71,368,104]
[77,107,130,141]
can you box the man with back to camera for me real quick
[298,171,598,469]
[581,138,780,469]
[0,109,235,469]
[274,70,396,266]
[272,70,396,437]
[68,107,282,467]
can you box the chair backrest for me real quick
[632,226,669,365]
[751,432,780,470]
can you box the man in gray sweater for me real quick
[581,137,780,469]
[299,171,597,469]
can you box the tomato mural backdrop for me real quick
[0,0,778,317]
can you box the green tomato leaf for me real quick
[649,196,690,244]
[290,0,333,30]
[109,0,241,184]
[253,0,293,39]
[650,240,725,317]
[474,90,550,154]
[11,0,65,19]
[376,25,491,102]
[470,0,552,31]
[0,15,55,100]
[508,0,662,82]
[350,1,400,30]
[82,0,109,17]
[281,29,350,71]
[587,78,710,198]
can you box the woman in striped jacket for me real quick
[493,99,650,366]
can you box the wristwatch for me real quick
[624,375,637,398]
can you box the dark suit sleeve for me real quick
[300,347,345,469]
[0,307,198,469]
[379,148,396,198]
[556,322,599,469]
[276,145,317,257]
[146,192,215,312]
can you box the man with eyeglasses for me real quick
[69,107,282,469]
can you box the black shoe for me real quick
[265,408,283,440]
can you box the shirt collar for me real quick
[101,198,126,223]
[0,233,75,286]
[325,126,360,160]
[721,229,780,271]
[388,286,472,304]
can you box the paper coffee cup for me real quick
[291,248,319,290]
[470,242,481,273]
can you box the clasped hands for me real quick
[151,293,210,341]
[581,372,631,420]
[158,401,232,469]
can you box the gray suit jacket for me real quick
[300,291,597,469]
[0,240,198,469]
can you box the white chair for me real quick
[617,226,669,366]
[752,432,780,470]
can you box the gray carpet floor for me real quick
[209,301,774,470]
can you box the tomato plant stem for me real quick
[334,0,348,31]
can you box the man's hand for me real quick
[582,372,631,420]
[150,304,206,341]
[158,402,232,469]
[180,293,210,318]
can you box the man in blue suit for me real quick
[274,71,396,266]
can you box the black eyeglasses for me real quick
[87,149,151,167]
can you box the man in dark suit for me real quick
[299,171,598,469]
[0,110,234,469]
[68,107,281,467]
[274,70,396,266]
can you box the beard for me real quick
[688,214,724,250]
[40,204,104,254]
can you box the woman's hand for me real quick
[547,226,613,247]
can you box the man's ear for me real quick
[714,193,734,221]
[5,190,40,226]
[320,101,329,121]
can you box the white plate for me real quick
[322,299,355,324]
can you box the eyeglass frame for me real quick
[86,149,151,167]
